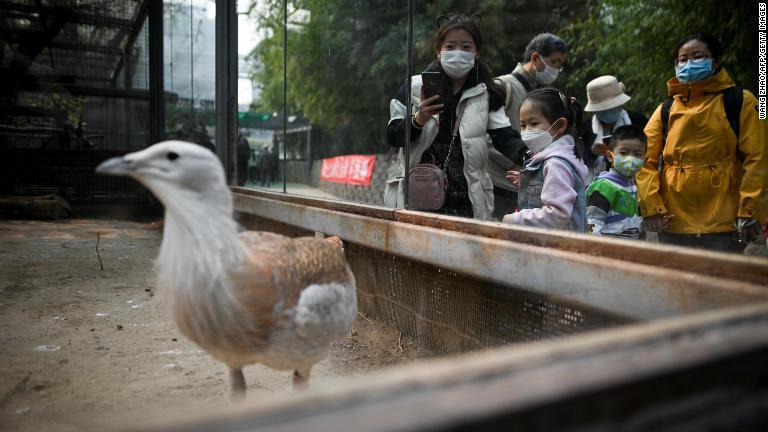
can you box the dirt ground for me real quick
[0,218,428,432]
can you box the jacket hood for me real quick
[667,68,735,99]
[530,135,589,184]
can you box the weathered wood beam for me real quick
[232,191,768,320]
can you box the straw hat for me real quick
[584,75,631,112]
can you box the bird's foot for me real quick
[292,370,309,391]
[230,367,246,401]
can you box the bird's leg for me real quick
[292,369,309,391]
[230,367,246,400]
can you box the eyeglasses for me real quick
[674,53,711,66]
[540,56,564,72]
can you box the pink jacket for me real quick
[502,135,589,228]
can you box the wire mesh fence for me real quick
[346,241,635,354]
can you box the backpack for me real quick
[497,72,533,109]
[660,86,743,157]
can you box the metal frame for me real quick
[0,1,134,28]
[111,0,151,85]
[232,189,768,321]
[215,0,238,184]
[403,0,413,209]
[148,0,164,144]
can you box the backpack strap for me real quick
[660,96,674,150]
[504,79,513,108]
[659,97,674,171]
[721,86,743,139]
[546,156,585,190]
[512,71,533,93]
[494,76,513,108]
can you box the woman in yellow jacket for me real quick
[637,33,767,253]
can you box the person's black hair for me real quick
[523,87,586,162]
[671,32,724,64]
[609,125,647,150]
[522,33,568,64]
[434,14,505,111]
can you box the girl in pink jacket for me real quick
[503,88,589,231]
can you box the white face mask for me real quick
[440,50,476,79]
[521,119,563,153]
[534,55,559,85]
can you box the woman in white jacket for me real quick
[385,14,526,220]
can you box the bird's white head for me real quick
[96,140,231,214]
[97,140,244,305]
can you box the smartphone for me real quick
[421,72,444,102]
[601,134,612,145]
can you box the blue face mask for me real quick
[595,107,623,124]
[675,59,713,83]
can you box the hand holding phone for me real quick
[416,72,445,124]
[421,72,444,101]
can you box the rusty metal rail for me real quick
[232,188,768,286]
[232,189,768,321]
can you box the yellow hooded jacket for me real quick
[637,69,768,235]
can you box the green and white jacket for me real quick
[586,169,643,238]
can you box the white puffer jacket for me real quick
[384,75,510,220]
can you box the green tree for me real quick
[248,0,585,155]
[559,0,758,116]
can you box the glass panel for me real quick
[236,0,284,189]
[234,0,767,257]
[242,1,408,202]
[164,0,216,153]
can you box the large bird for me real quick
[96,141,357,397]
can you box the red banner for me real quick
[320,155,376,186]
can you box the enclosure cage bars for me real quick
[282,0,288,194]
[149,0,164,144]
[403,0,414,209]
[215,0,237,183]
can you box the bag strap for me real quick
[659,96,674,171]
[512,71,533,93]
[442,101,468,172]
[722,86,742,139]
[495,76,513,108]
[546,156,584,190]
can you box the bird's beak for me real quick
[96,156,135,176]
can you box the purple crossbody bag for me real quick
[407,103,466,210]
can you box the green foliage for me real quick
[248,0,583,154]
[559,0,758,116]
[249,0,758,153]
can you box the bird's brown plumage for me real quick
[173,233,353,368]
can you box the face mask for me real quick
[595,107,623,124]
[440,50,476,79]
[534,55,559,85]
[521,119,563,153]
[675,58,713,83]
[611,154,644,177]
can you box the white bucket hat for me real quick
[584,75,631,112]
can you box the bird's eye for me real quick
[167,152,179,161]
